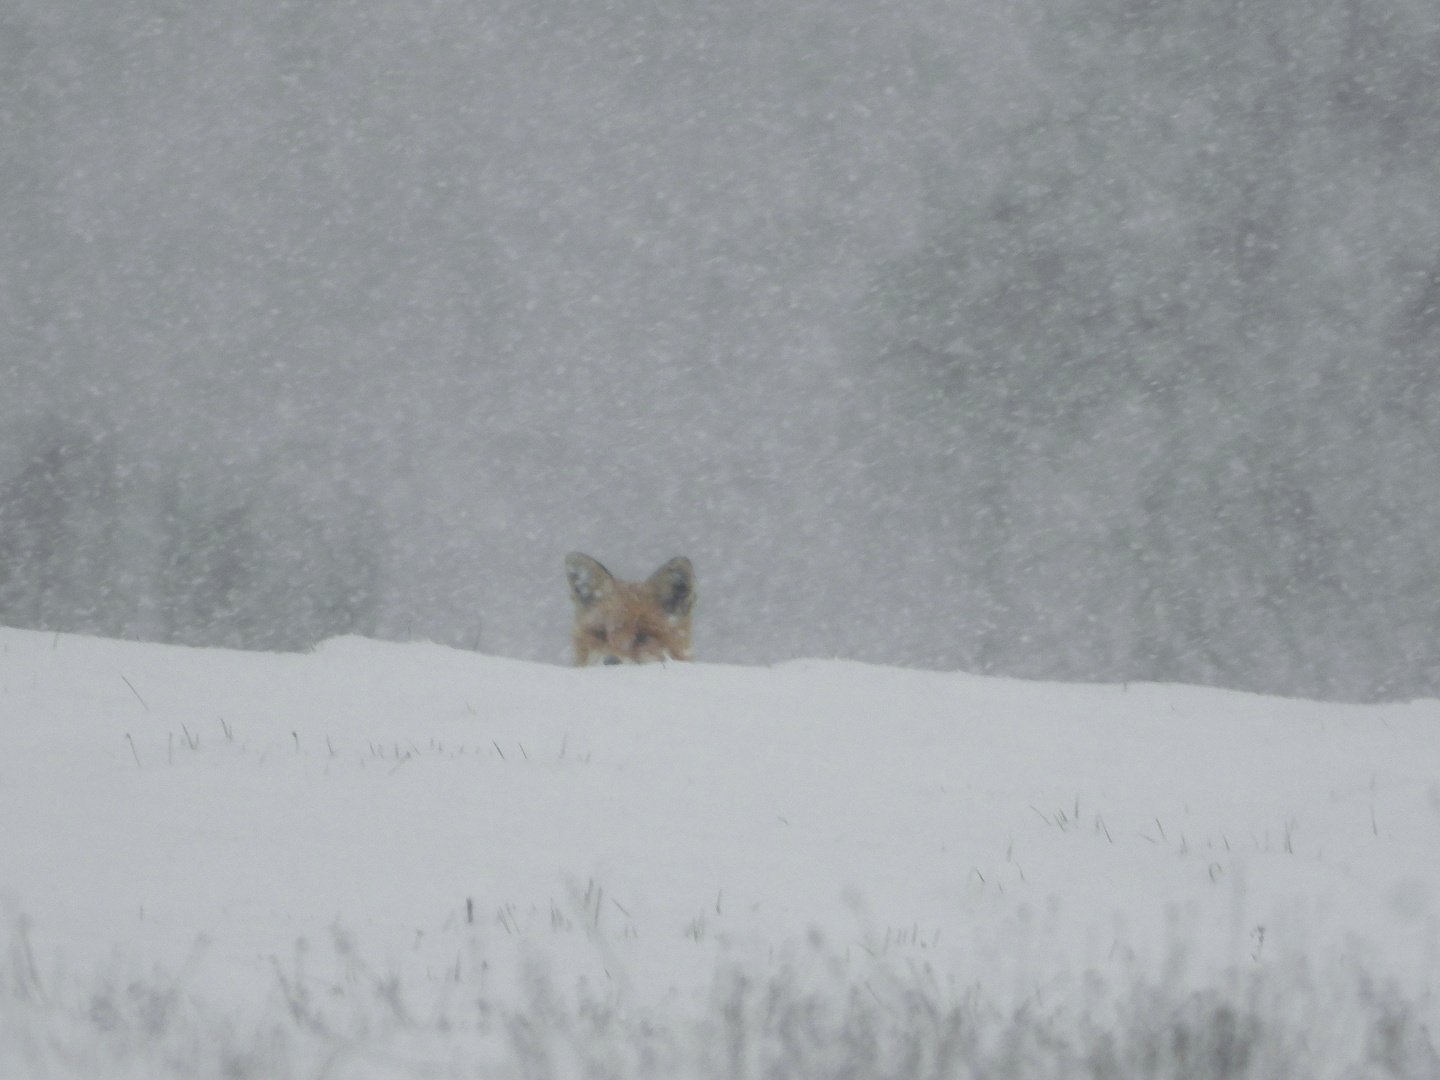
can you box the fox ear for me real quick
[566,553,615,608]
[647,556,696,617]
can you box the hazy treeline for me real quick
[1,0,1437,698]
[846,0,1440,696]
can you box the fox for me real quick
[565,552,696,665]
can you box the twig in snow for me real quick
[120,675,149,712]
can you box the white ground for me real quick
[1,627,1437,1076]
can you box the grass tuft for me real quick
[2,920,1436,1080]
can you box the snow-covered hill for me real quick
[1,628,1436,1077]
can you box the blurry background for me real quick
[1,0,1437,699]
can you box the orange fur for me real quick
[565,553,696,665]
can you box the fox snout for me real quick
[565,553,696,666]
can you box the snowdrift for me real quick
[1,628,1436,1077]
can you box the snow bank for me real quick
[1,628,1436,1075]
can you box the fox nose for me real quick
[603,655,622,665]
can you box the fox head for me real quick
[565,553,696,666]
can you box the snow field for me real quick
[0,627,1437,1076]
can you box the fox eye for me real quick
[591,628,608,642]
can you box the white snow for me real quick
[1,627,1437,1075]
